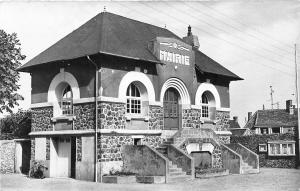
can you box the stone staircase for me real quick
[240,161,259,174]
[156,138,193,182]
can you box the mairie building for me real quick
[18,12,258,182]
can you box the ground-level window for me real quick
[258,144,267,152]
[268,141,295,156]
[60,85,73,115]
[126,83,141,114]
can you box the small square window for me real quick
[259,144,267,152]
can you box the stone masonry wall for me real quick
[148,106,163,130]
[31,139,35,160]
[0,140,15,174]
[219,135,231,144]
[74,103,95,130]
[76,136,82,161]
[212,145,223,169]
[182,109,202,128]
[99,102,126,129]
[31,107,53,131]
[97,135,164,162]
[215,111,230,131]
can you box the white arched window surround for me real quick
[160,78,191,105]
[195,82,221,108]
[48,71,80,117]
[118,71,155,103]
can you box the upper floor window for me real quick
[201,94,209,118]
[126,83,141,114]
[60,85,73,115]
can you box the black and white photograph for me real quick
[0,1,300,190]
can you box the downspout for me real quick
[87,55,100,182]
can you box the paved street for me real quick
[1,168,300,191]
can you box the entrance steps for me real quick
[155,138,193,183]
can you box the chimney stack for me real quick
[286,100,294,115]
[248,112,252,121]
[233,116,238,122]
[182,25,200,49]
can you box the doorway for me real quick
[163,88,180,130]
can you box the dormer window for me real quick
[60,85,73,115]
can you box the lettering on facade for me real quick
[159,42,190,65]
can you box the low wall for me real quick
[221,144,241,174]
[121,145,167,176]
[0,140,15,174]
[231,134,297,168]
[227,143,259,169]
[167,145,194,175]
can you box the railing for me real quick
[172,128,220,146]
[226,143,259,169]
[221,144,242,174]
[166,145,195,177]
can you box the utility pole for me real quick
[294,44,300,166]
[270,86,274,109]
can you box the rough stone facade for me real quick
[31,139,35,160]
[142,136,164,149]
[76,136,82,161]
[212,145,223,169]
[99,102,126,129]
[148,106,163,130]
[46,138,50,160]
[219,135,231,144]
[0,140,15,174]
[74,103,95,130]
[31,107,53,132]
[182,109,202,128]
[98,135,133,162]
[215,111,230,131]
[231,133,297,168]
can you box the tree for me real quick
[0,29,26,113]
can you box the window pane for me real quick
[282,144,287,154]
[288,144,293,154]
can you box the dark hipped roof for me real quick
[18,12,242,80]
[244,109,298,129]
[229,120,241,129]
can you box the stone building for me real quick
[18,12,255,181]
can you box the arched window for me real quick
[126,83,141,114]
[60,85,73,115]
[201,94,209,118]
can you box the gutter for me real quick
[87,55,100,183]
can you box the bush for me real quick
[28,161,48,179]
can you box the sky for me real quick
[0,1,300,126]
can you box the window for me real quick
[60,85,73,115]
[126,83,141,114]
[271,127,280,134]
[201,94,209,118]
[260,128,269,134]
[268,141,295,156]
[258,144,267,152]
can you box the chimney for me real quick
[286,100,294,115]
[248,112,252,121]
[233,116,238,122]
[182,25,200,49]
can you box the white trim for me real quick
[30,102,53,108]
[149,101,163,107]
[195,82,221,108]
[73,97,95,104]
[191,105,202,110]
[100,96,124,103]
[118,71,156,103]
[160,78,191,105]
[29,129,162,136]
[48,71,80,117]
[216,107,231,112]
[214,131,232,135]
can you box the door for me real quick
[163,88,179,130]
[57,137,71,177]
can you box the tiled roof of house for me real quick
[230,128,253,136]
[18,12,242,80]
[244,109,298,129]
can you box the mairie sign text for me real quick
[159,50,190,65]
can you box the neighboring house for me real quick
[234,100,298,168]
[17,12,254,181]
